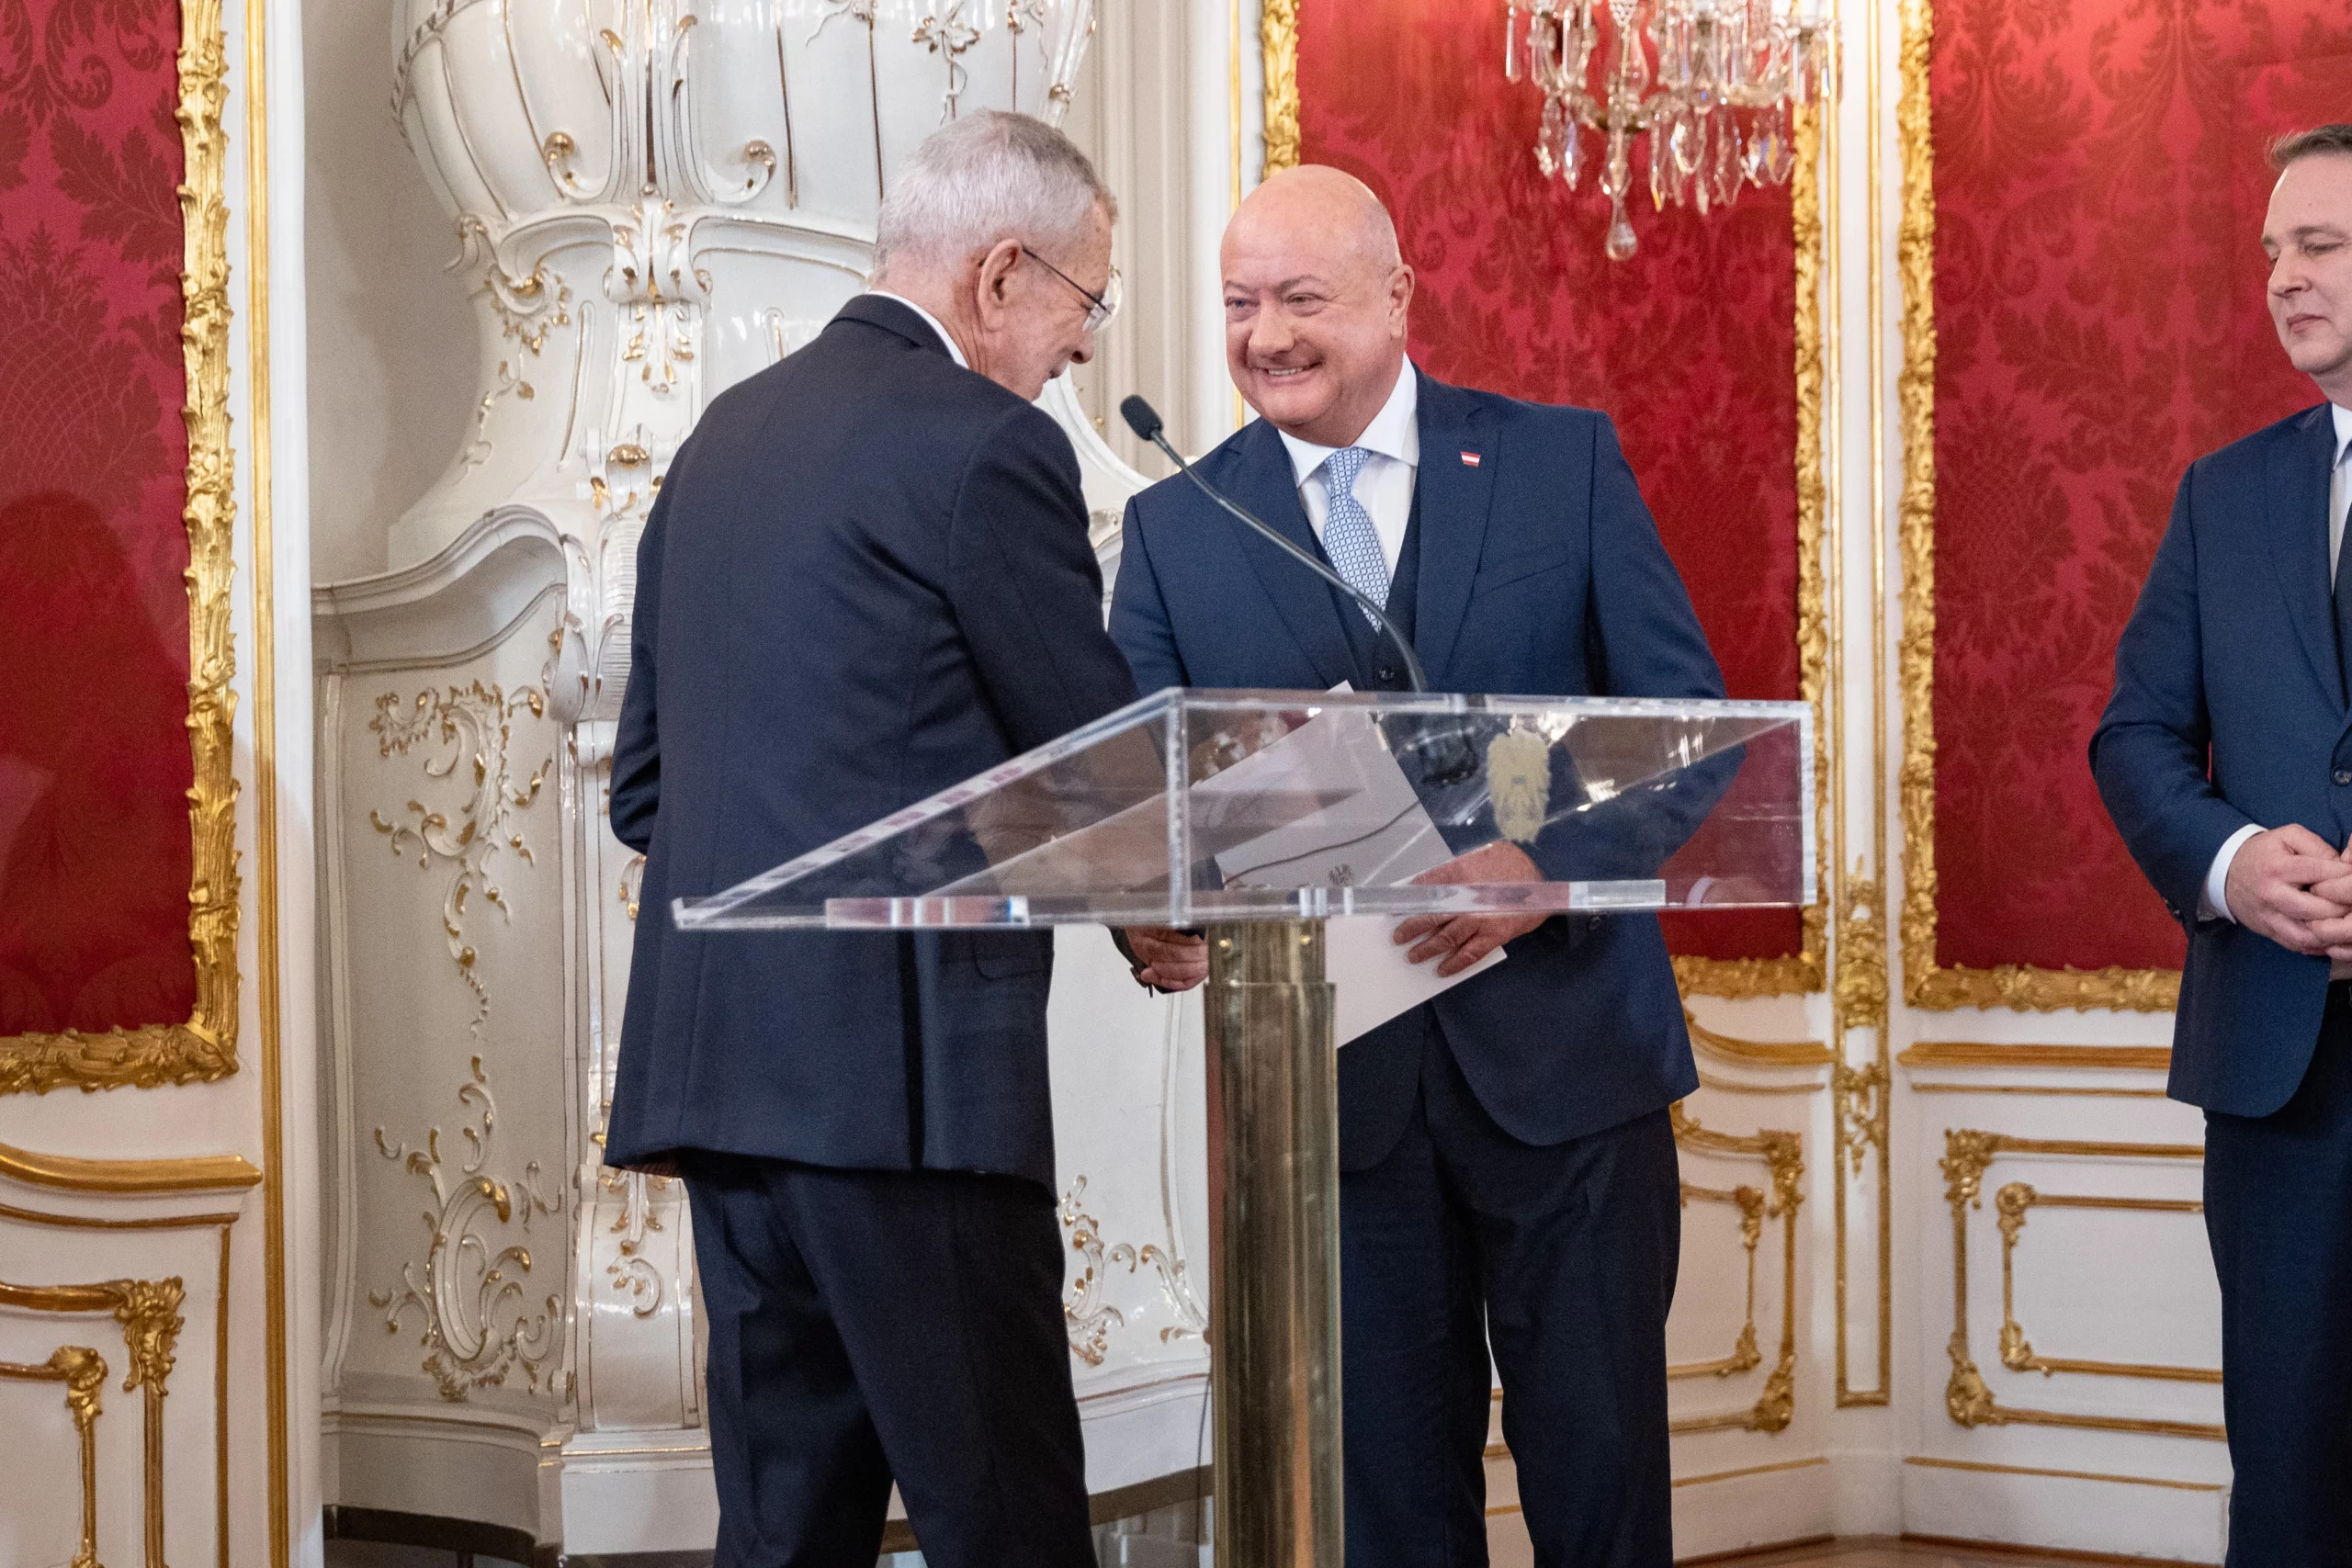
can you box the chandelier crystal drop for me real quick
[1506,0,1836,260]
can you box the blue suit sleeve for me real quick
[610,460,673,855]
[1586,414,1726,704]
[1108,495,1189,695]
[1520,413,1732,881]
[945,402,1140,752]
[2089,464,2254,921]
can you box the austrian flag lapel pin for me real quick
[1460,450,1481,468]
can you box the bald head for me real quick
[1229,164,1403,275]
[1221,164,1415,446]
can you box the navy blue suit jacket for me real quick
[605,296,1139,1189]
[1110,370,1724,1167]
[2092,403,2347,1118]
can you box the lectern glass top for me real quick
[673,688,1814,931]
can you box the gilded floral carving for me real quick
[369,678,551,1033]
[371,1056,563,1401]
[1057,1175,1206,1367]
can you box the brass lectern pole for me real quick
[1205,919,1343,1568]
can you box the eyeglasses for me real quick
[1022,245,1123,333]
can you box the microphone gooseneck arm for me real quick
[1120,395,1430,694]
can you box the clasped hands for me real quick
[2226,824,2352,960]
[1121,840,1550,993]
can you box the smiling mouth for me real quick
[1256,364,1316,379]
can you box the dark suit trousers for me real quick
[681,1154,1095,1568]
[2206,985,2352,1567]
[1340,1024,1679,1568]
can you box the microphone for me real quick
[1120,395,1430,694]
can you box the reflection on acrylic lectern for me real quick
[676,688,1815,1568]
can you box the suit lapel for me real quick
[1225,421,1358,688]
[1409,374,1495,683]
[2266,404,2344,711]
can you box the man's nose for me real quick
[1069,329,1097,367]
[1249,308,1295,356]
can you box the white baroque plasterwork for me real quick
[386,0,1128,598]
[369,674,554,1030]
[315,1,1213,1549]
[1058,1168,1208,1368]
[371,1055,565,1402]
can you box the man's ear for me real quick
[1389,263,1416,333]
[973,238,1024,325]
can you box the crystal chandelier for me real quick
[1505,0,1836,260]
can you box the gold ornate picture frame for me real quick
[0,0,243,1094]
[1891,0,2177,1014]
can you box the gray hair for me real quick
[872,110,1115,276]
[2271,125,2352,170]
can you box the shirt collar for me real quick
[1276,359,1421,488]
[2334,403,2351,468]
[864,288,969,369]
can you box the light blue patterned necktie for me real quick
[1319,446,1389,625]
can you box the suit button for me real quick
[2335,769,2351,785]
[1376,665,1397,683]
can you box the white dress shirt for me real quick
[1275,360,1420,576]
[864,289,968,369]
[2201,402,2352,931]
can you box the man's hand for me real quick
[2302,838,2352,961]
[2224,824,2352,956]
[1124,927,1209,992]
[1392,840,1549,977]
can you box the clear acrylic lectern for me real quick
[676,688,1815,1568]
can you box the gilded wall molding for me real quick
[0,1203,241,1568]
[1993,1183,2217,1385]
[1683,1010,1834,1069]
[0,0,243,1094]
[0,1141,262,1195]
[1938,1130,2220,1440]
[1679,94,1833,999]
[1891,0,2177,1013]
[0,1274,187,1568]
[1258,0,1298,177]
[1903,1454,2223,1494]
[0,1343,107,1568]
[1668,1104,1803,1435]
[1899,1042,2171,1072]
[1670,1178,1768,1381]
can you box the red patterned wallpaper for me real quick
[0,0,197,1036]
[1929,0,2352,973]
[1297,0,1805,963]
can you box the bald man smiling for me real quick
[1111,167,1723,1567]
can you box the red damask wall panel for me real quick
[1929,0,2352,974]
[0,0,197,1036]
[1298,0,1805,964]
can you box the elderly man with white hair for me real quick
[604,111,1136,1567]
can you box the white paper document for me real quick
[1323,915,1502,1044]
[1201,698,1503,1044]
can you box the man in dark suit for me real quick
[2091,125,2352,1562]
[1113,165,1724,1567]
[605,111,1138,1568]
